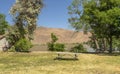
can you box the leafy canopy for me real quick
[0,14,8,35]
[10,0,43,40]
[68,0,120,53]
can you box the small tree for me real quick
[48,33,58,51]
[51,33,58,43]
[48,33,65,51]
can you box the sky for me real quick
[0,0,73,29]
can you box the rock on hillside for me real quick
[32,27,91,44]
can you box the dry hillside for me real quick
[32,27,91,44]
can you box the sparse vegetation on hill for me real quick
[32,27,91,44]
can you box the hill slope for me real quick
[32,27,91,44]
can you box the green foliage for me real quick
[113,38,120,52]
[48,33,65,51]
[51,33,58,43]
[8,0,43,52]
[70,43,87,53]
[48,43,65,51]
[47,42,54,51]
[10,0,43,40]
[14,38,32,52]
[68,0,120,53]
[54,43,65,51]
[68,0,90,32]
[6,25,20,47]
[8,46,16,52]
[0,14,8,35]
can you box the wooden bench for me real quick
[54,52,78,60]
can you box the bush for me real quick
[14,38,32,52]
[47,42,54,51]
[48,43,65,51]
[54,43,65,51]
[47,33,65,52]
[70,43,87,53]
[8,46,16,52]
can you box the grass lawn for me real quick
[0,52,120,74]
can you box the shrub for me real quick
[47,33,65,52]
[8,46,16,52]
[47,42,54,51]
[48,43,65,51]
[70,43,87,53]
[14,38,32,52]
[54,43,65,51]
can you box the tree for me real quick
[48,33,58,51]
[0,14,8,35]
[6,25,21,47]
[10,0,43,40]
[8,0,43,52]
[68,0,120,53]
[47,33,65,51]
[51,33,58,43]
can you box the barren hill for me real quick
[32,27,91,44]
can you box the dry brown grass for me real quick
[0,52,120,74]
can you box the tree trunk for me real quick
[94,39,100,50]
[103,38,107,52]
[91,33,100,52]
[109,36,112,53]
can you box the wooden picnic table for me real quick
[55,52,79,60]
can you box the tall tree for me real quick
[0,14,8,35]
[10,0,43,40]
[68,0,120,53]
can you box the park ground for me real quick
[0,52,120,74]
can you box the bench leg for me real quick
[74,54,78,60]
